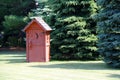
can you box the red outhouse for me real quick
[23,17,52,62]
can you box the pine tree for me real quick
[0,0,36,47]
[0,0,36,21]
[49,0,99,60]
[30,0,51,18]
[94,0,120,68]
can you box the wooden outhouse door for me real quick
[27,30,45,62]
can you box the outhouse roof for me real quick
[23,17,52,32]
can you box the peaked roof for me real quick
[23,17,52,32]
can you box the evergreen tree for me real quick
[0,0,36,34]
[94,0,120,68]
[2,15,28,47]
[0,0,36,23]
[0,0,36,31]
[30,0,54,26]
[0,0,36,47]
[30,0,51,17]
[49,0,99,60]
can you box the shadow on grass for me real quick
[0,51,120,71]
[30,61,119,70]
[0,59,26,63]
[0,51,26,63]
[108,74,120,79]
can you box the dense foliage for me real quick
[0,0,36,47]
[30,0,51,18]
[49,0,99,60]
[2,15,28,47]
[0,0,36,20]
[94,0,120,68]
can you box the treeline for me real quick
[0,0,119,68]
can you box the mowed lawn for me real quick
[0,51,120,80]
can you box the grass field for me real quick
[0,51,120,80]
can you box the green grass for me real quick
[0,51,120,80]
